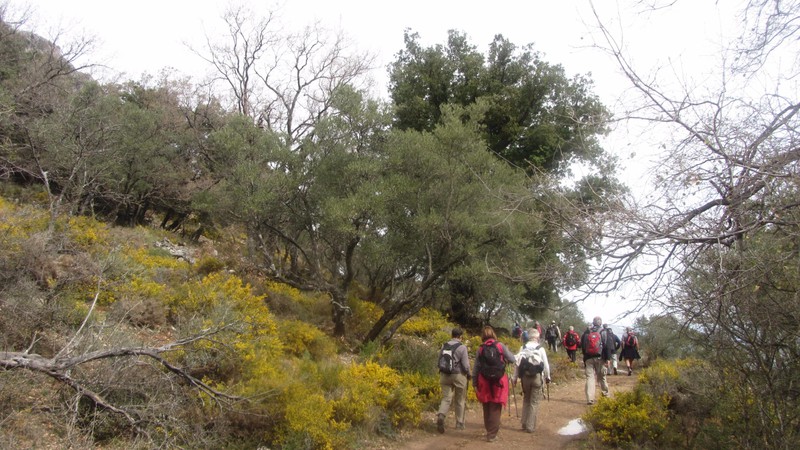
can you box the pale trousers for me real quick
[520,373,543,432]
[438,372,467,425]
[584,357,608,403]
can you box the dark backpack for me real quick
[519,345,544,376]
[565,331,578,347]
[437,342,462,374]
[545,326,556,338]
[584,328,603,357]
[478,340,506,382]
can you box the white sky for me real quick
[14,0,741,328]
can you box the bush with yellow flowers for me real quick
[398,307,449,336]
[278,319,337,360]
[333,361,422,430]
[583,387,670,447]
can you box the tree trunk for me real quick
[331,291,348,337]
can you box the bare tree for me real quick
[194,5,375,149]
[584,1,800,446]
[190,4,277,118]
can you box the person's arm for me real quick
[540,348,551,382]
[501,343,516,365]
[456,344,471,376]
[472,348,480,387]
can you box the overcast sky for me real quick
[14,0,741,328]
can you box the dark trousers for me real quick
[481,402,503,439]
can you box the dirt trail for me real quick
[381,367,638,450]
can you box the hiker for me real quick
[581,316,610,405]
[520,328,529,347]
[436,328,471,433]
[472,325,516,442]
[545,320,561,353]
[512,328,550,433]
[533,320,543,337]
[562,325,580,363]
[511,322,522,339]
[620,327,641,376]
[603,324,621,375]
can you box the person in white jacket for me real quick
[512,328,551,433]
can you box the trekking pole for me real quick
[512,379,519,417]
[546,379,550,401]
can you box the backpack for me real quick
[437,342,462,374]
[519,345,544,376]
[565,331,578,347]
[478,340,506,382]
[584,328,603,357]
[545,326,556,338]
[625,334,637,348]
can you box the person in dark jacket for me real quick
[620,327,641,375]
[436,328,471,433]
[603,324,621,375]
[472,326,516,442]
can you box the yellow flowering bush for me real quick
[333,361,422,429]
[347,298,383,337]
[398,307,451,336]
[583,388,669,447]
[278,319,336,360]
[65,216,109,248]
[279,381,348,450]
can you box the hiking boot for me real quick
[613,367,618,375]
[455,422,465,430]
[587,400,594,405]
[436,414,445,433]
[628,368,633,376]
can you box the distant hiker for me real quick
[520,328,529,346]
[512,328,550,433]
[603,324,621,375]
[545,320,561,353]
[472,326,516,442]
[563,325,580,363]
[436,328,471,433]
[533,320,543,337]
[620,327,641,376]
[581,316,610,405]
[512,322,522,339]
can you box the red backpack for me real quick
[584,328,603,357]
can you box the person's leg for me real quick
[520,375,532,431]
[598,360,609,396]
[585,359,597,404]
[485,402,503,440]
[612,353,619,374]
[523,374,543,432]
[453,374,467,429]
[437,374,454,432]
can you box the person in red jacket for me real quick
[472,326,516,442]
[562,325,580,363]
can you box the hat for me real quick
[551,320,556,324]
